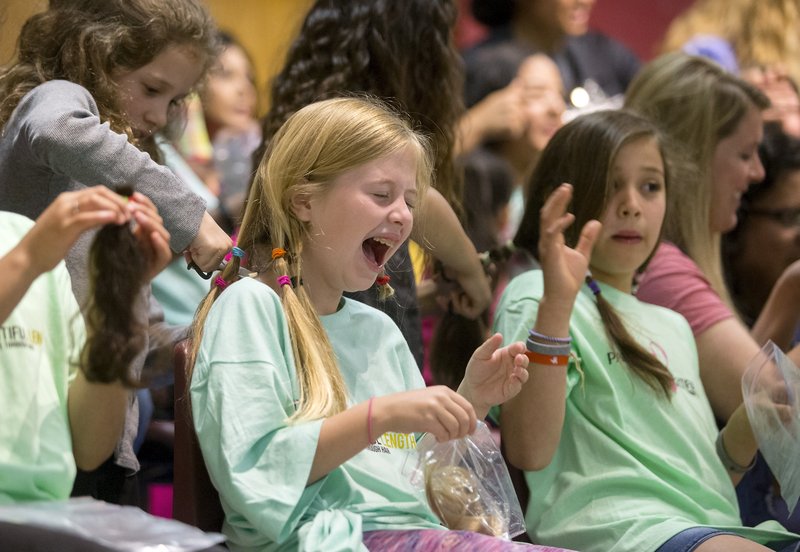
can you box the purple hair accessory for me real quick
[585,273,601,296]
[277,275,292,287]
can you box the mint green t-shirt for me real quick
[493,270,797,552]
[191,278,442,552]
[0,212,84,504]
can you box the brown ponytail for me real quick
[590,280,674,398]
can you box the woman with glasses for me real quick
[720,123,800,534]
[724,123,800,354]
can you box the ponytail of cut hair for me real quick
[81,199,147,387]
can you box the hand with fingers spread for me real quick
[458,333,530,419]
[538,183,602,305]
[372,386,478,443]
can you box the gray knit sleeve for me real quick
[19,80,206,251]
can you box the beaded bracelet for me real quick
[715,430,756,473]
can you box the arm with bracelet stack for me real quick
[498,184,600,472]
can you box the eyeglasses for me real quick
[745,207,800,227]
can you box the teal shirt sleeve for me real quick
[191,279,324,546]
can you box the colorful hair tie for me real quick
[376,274,391,286]
[585,274,601,296]
[231,246,245,258]
[214,276,229,290]
[272,247,286,260]
[277,275,292,287]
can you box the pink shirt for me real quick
[636,242,734,336]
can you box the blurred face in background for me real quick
[203,44,258,136]
[517,54,565,152]
[735,168,800,306]
[710,105,765,232]
[525,0,596,36]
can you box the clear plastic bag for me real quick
[742,341,800,513]
[0,497,225,551]
[407,421,526,539]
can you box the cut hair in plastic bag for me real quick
[406,421,525,539]
[742,341,800,514]
[0,497,225,551]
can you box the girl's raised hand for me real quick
[539,184,601,303]
[128,192,173,280]
[372,386,478,443]
[458,333,529,419]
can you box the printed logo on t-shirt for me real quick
[368,432,417,454]
[0,325,43,350]
[673,377,698,396]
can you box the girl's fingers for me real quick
[574,219,602,259]
[133,210,170,243]
[473,332,503,361]
[147,230,173,275]
[541,183,572,219]
[441,401,473,440]
[448,393,477,435]
[129,193,164,226]
[544,212,574,237]
[436,407,463,441]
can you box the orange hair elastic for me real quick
[272,247,286,260]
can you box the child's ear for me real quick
[289,191,313,222]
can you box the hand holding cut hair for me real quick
[128,192,172,280]
[458,333,529,419]
[538,183,601,304]
[19,185,131,277]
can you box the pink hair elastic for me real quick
[277,275,292,287]
[214,276,229,290]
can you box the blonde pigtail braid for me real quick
[187,248,247,381]
[271,248,349,422]
[586,276,675,398]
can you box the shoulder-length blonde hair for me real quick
[191,96,433,422]
[625,52,769,306]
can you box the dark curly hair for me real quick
[0,0,217,159]
[258,0,465,209]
